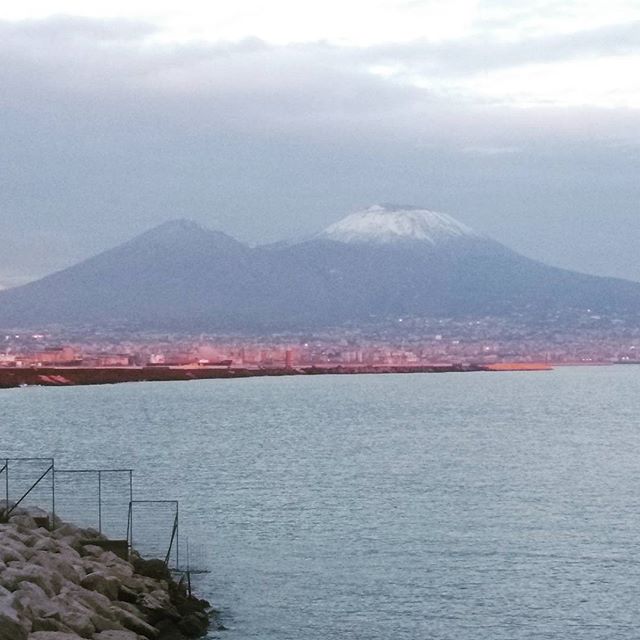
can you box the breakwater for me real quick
[0,506,214,639]
[0,362,551,389]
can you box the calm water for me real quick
[2,366,640,639]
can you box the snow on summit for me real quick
[319,204,478,245]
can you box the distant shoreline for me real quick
[0,362,553,389]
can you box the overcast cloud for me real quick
[1,1,639,287]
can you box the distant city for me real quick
[2,310,639,369]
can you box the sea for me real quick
[2,365,640,639]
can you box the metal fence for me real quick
[54,469,133,539]
[0,457,55,522]
[129,500,179,569]
[0,455,201,572]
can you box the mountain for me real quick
[1,205,640,330]
[0,219,263,328]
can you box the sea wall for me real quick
[0,363,491,389]
[0,506,214,640]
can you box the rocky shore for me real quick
[0,507,216,640]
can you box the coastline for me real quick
[0,362,553,389]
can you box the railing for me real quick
[0,455,202,572]
[0,457,55,522]
[54,469,133,539]
[128,500,179,569]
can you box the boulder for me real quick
[28,633,84,640]
[34,538,62,553]
[51,605,96,638]
[119,575,150,594]
[80,546,105,559]
[110,607,158,639]
[92,631,141,640]
[111,601,140,616]
[83,529,107,541]
[12,581,59,619]
[9,514,38,530]
[69,586,115,619]
[177,612,209,638]
[51,524,83,542]
[117,585,139,604]
[32,618,74,633]
[0,602,28,640]
[139,590,179,624]
[21,532,46,548]
[31,551,84,585]
[80,573,119,601]
[131,559,170,582]
[0,565,56,597]
[89,612,124,633]
[0,541,27,564]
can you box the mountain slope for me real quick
[0,219,266,328]
[1,206,640,330]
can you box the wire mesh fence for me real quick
[0,456,205,573]
[129,500,180,569]
[54,469,133,539]
[0,457,54,521]
[177,527,212,574]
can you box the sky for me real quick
[1,0,639,288]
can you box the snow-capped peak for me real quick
[319,204,478,246]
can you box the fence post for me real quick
[128,502,133,554]
[186,537,192,597]
[176,502,180,570]
[4,458,8,522]
[98,471,102,534]
[128,471,133,555]
[51,461,55,530]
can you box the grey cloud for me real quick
[1,15,638,146]
[0,14,158,42]
[0,15,639,286]
[365,20,640,76]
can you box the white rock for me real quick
[12,581,58,619]
[0,566,56,597]
[0,543,26,564]
[68,586,115,620]
[88,611,124,633]
[80,573,119,601]
[10,514,38,529]
[30,551,84,585]
[50,525,83,542]
[109,608,157,639]
[56,609,95,638]
[34,538,62,553]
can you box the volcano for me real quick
[1,205,640,330]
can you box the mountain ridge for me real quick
[1,205,640,330]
